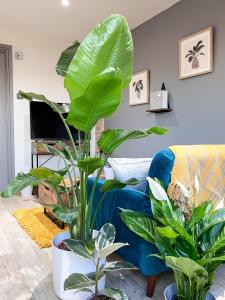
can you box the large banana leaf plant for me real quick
[1,15,167,246]
[64,223,136,300]
[121,177,225,300]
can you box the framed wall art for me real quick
[179,27,213,79]
[129,70,150,105]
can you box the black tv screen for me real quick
[30,101,84,140]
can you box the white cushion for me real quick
[108,158,152,191]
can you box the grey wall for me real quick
[105,0,225,157]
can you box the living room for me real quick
[0,0,225,299]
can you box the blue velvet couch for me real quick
[88,148,175,297]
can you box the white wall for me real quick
[0,25,72,175]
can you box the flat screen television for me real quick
[30,101,84,141]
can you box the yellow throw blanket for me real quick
[168,145,225,211]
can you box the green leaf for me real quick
[64,273,94,290]
[188,201,212,229]
[150,198,168,225]
[103,261,137,272]
[99,242,128,259]
[154,231,176,257]
[147,177,169,201]
[64,14,133,100]
[63,239,92,259]
[95,223,116,252]
[67,68,123,132]
[1,173,44,197]
[17,91,67,114]
[53,207,79,225]
[120,209,157,244]
[1,168,63,198]
[77,157,105,175]
[98,127,167,154]
[56,41,80,77]
[29,167,64,185]
[102,288,128,300]
[198,255,225,267]
[156,226,180,239]
[84,238,95,255]
[165,256,208,280]
[43,143,72,162]
[100,178,140,193]
[160,201,195,247]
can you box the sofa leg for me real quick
[146,275,159,297]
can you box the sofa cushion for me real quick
[108,158,152,191]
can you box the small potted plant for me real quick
[63,223,136,300]
[121,176,225,300]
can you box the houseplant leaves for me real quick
[98,127,167,154]
[56,41,80,77]
[67,67,123,132]
[64,14,133,100]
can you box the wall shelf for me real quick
[146,108,172,113]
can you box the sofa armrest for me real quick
[87,177,153,227]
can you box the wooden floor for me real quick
[0,197,225,300]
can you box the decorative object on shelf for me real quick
[149,82,170,112]
[129,70,150,106]
[179,27,213,79]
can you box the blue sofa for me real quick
[88,148,175,297]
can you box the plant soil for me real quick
[91,296,113,300]
[57,241,70,251]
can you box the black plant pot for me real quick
[164,283,215,300]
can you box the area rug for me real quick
[13,207,66,248]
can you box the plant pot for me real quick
[52,231,106,300]
[164,283,215,300]
[192,57,199,69]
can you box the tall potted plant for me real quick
[121,177,225,300]
[1,14,167,300]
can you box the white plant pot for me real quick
[52,231,106,300]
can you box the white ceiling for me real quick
[0,0,180,40]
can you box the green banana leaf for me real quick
[56,41,80,77]
[64,14,133,100]
[1,167,64,197]
[67,68,123,132]
[17,91,67,114]
[77,157,104,176]
[98,127,167,154]
[100,178,140,193]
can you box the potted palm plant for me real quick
[121,177,225,300]
[1,14,167,300]
[185,40,205,69]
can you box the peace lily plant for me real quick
[121,177,225,300]
[1,14,166,300]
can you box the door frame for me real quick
[0,44,15,181]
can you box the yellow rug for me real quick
[13,207,67,248]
